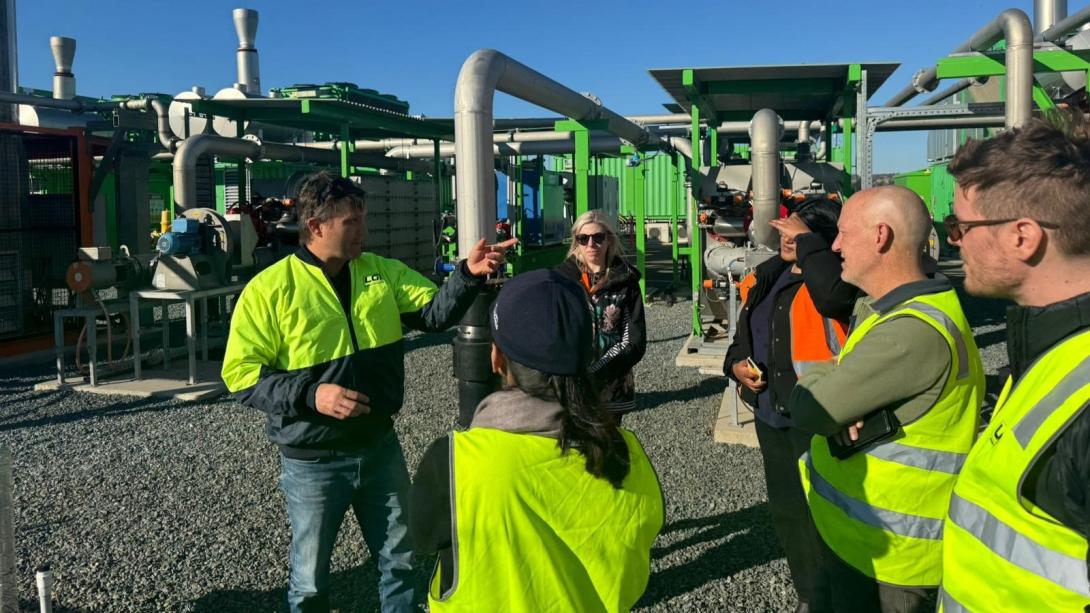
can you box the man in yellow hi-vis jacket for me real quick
[222,171,514,613]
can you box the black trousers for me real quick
[824,546,937,613]
[755,418,832,612]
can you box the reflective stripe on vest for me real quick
[938,587,970,613]
[865,442,967,475]
[948,493,1090,597]
[941,329,1090,612]
[1013,353,1090,448]
[901,300,969,380]
[804,452,945,540]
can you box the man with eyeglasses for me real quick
[938,114,1090,611]
[222,171,515,612]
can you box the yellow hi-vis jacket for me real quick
[939,329,1090,612]
[800,288,984,587]
[428,427,664,613]
[222,249,479,453]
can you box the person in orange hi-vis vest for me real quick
[724,197,858,613]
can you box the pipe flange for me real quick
[580,92,603,107]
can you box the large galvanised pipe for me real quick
[1039,3,1090,40]
[481,113,692,131]
[885,9,1033,128]
[797,121,811,143]
[121,98,178,152]
[1035,0,1068,36]
[654,119,822,137]
[749,109,783,250]
[875,115,1007,132]
[0,0,17,123]
[50,36,75,100]
[453,48,663,255]
[173,134,431,211]
[232,9,261,95]
[387,135,632,158]
[920,77,988,106]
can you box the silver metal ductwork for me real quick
[0,0,17,123]
[1035,0,1067,36]
[749,109,783,250]
[885,9,1033,128]
[50,36,75,100]
[452,48,664,256]
[233,8,260,95]
[172,134,431,212]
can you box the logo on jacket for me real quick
[363,274,382,284]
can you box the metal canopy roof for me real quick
[187,98,454,140]
[648,63,900,122]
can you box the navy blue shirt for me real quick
[749,268,802,428]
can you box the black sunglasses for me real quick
[943,214,1059,242]
[575,232,607,246]
[314,178,365,207]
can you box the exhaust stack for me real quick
[50,36,75,100]
[232,8,260,95]
[0,0,17,122]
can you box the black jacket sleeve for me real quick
[723,294,755,382]
[795,232,859,322]
[590,282,647,382]
[1028,403,1090,538]
[401,260,485,332]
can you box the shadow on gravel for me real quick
[648,333,689,345]
[192,556,438,612]
[639,377,724,411]
[404,330,455,352]
[0,394,181,432]
[638,503,780,607]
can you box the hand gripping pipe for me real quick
[453,48,665,256]
[884,9,1033,128]
[749,109,784,250]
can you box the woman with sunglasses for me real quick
[555,211,647,424]
[723,197,858,613]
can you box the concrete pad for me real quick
[35,361,227,402]
[714,385,758,447]
[675,333,731,371]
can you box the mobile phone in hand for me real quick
[745,357,766,382]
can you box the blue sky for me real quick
[14,0,1040,172]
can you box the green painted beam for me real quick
[682,69,719,126]
[936,49,1090,79]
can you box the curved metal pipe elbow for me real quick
[995,9,1033,128]
[173,134,258,212]
[748,109,783,250]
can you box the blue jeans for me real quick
[280,431,416,613]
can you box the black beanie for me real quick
[489,269,593,376]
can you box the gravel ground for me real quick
[0,265,1009,612]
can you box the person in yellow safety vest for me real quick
[937,112,1090,612]
[789,186,985,613]
[409,269,665,613]
[221,171,516,613]
[724,197,857,613]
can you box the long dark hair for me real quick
[507,360,631,488]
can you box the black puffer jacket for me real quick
[556,256,646,415]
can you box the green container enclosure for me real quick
[929,163,956,248]
[590,153,677,219]
[893,169,932,208]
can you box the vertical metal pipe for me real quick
[49,37,75,100]
[1035,0,1068,36]
[232,9,260,95]
[0,0,17,123]
[749,109,783,250]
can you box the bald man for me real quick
[789,186,984,613]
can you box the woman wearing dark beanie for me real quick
[410,269,664,612]
[724,197,858,613]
